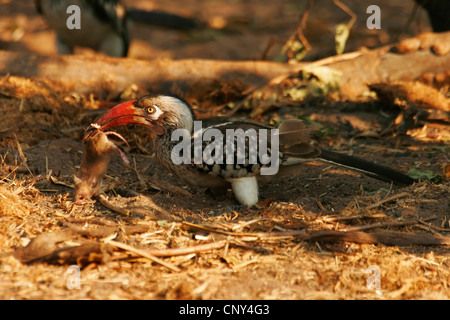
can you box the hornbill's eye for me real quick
[147,105,157,114]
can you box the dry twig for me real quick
[61,221,150,237]
[343,216,436,232]
[281,0,313,61]
[105,239,181,272]
[363,192,410,210]
[333,0,356,29]
[98,194,130,216]
[145,240,227,257]
[322,213,386,222]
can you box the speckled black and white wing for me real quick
[186,118,321,180]
[190,119,270,179]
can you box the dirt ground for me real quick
[0,0,449,300]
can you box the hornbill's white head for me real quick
[85,94,195,138]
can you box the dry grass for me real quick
[1,165,449,299]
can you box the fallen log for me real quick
[0,31,448,100]
[0,52,299,97]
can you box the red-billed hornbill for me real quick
[36,0,198,57]
[84,94,416,206]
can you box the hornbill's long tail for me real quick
[318,149,416,185]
